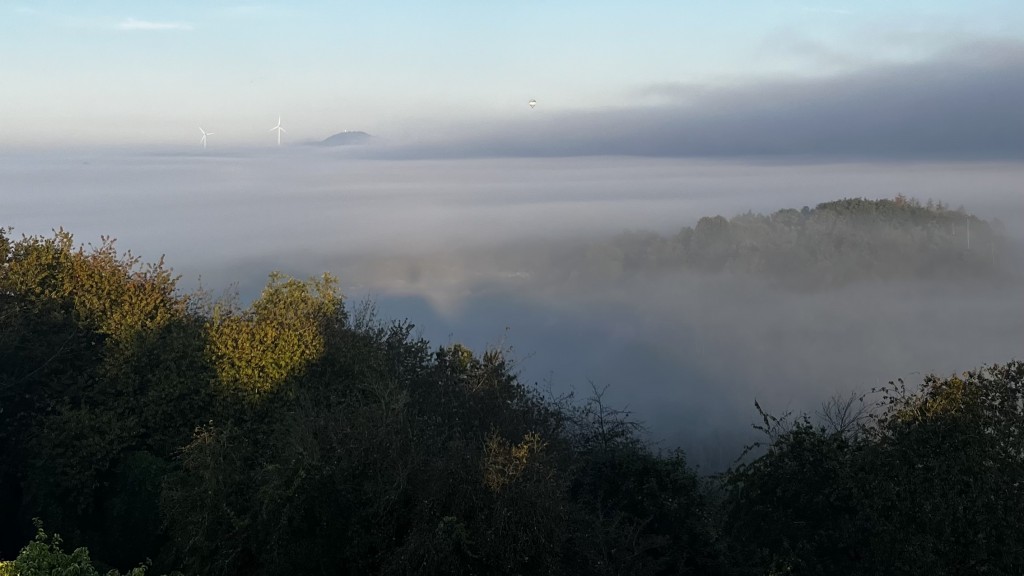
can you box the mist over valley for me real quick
[5,151,1022,468]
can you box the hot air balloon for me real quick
[528,99,537,109]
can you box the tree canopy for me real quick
[568,196,1012,288]
[1,214,1021,575]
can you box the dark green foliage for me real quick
[727,363,1024,575]
[8,521,159,576]
[0,228,210,567]
[2,224,1020,576]
[159,318,720,575]
[550,388,723,575]
[1,227,720,575]
[94,452,172,570]
[725,412,870,574]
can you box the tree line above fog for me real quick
[1,197,1022,576]
[566,195,1011,288]
[380,196,1015,298]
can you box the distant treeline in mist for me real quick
[568,195,1011,287]
[2,218,1023,576]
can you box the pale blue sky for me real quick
[3,0,1022,147]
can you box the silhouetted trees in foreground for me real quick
[1,212,1022,575]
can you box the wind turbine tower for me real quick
[270,116,286,146]
[199,127,213,150]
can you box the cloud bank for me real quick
[380,42,1024,161]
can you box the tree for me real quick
[725,363,1024,574]
[0,230,206,570]
[205,272,345,398]
[9,521,160,576]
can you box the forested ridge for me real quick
[2,198,1022,575]
[568,195,1012,288]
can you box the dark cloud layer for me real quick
[381,43,1024,161]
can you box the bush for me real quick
[10,522,158,576]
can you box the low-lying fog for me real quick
[4,151,1022,469]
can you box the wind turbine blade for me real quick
[279,127,286,132]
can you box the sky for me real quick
[3,0,1024,148]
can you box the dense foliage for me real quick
[726,363,1024,575]
[0,227,721,575]
[3,522,152,576]
[1,201,1021,575]
[571,195,1011,287]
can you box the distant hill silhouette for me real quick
[315,131,372,146]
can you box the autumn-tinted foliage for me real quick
[2,214,1021,575]
[0,227,721,575]
[0,228,209,567]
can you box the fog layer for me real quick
[3,152,1022,468]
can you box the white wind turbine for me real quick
[269,116,286,146]
[199,127,214,149]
